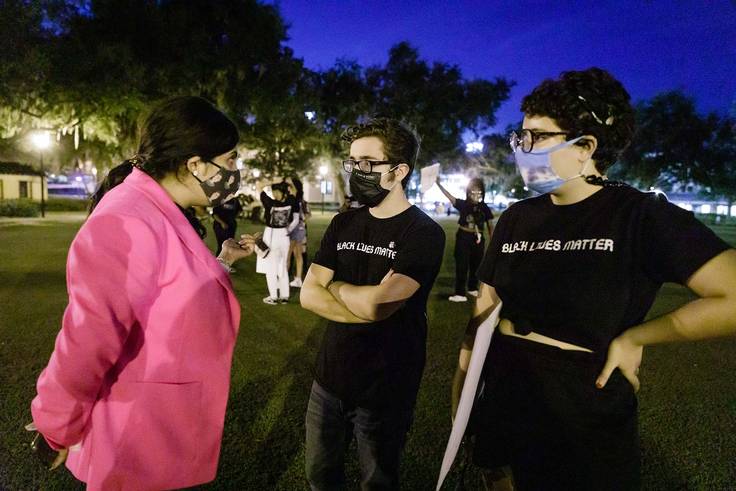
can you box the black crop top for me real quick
[477,186,731,353]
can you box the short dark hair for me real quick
[341,117,421,187]
[521,67,635,174]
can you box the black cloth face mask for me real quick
[349,166,398,207]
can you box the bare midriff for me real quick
[497,318,594,353]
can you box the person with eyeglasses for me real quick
[300,117,445,490]
[435,176,494,302]
[451,68,736,490]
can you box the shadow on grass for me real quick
[203,321,323,490]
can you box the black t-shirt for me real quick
[477,186,731,353]
[312,206,446,409]
[260,191,298,228]
[213,198,242,224]
[454,198,494,233]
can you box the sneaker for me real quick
[262,296,279,305]
[448,295,468,302]
[467,290,478,297]
[290,278,303,288]
[278,297,289,304]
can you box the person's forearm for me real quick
[329,281,407,321]
[623,296,736,346]
[437,182,456,204]
[300,284,371,323]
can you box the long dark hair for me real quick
[291,177,304,202]
[90,96,239,213]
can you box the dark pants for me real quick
[454,230,484,295]
[213,220,236,256]
[305,381,414,490]
[472,333,641,491]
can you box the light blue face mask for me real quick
[514,136,584,194]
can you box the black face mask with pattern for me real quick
[192,161,241,206]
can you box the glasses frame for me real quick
[509,129,570,153]
[341,159,397,173]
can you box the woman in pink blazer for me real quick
[29,96,255,490]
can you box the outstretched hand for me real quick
[596,333,643,392]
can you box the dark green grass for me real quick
[1,215,735,490]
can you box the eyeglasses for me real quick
[342,159,396,173]
[509,129,570,153]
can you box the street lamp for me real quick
[319,165,328,214]
[465,141,484,153]
[30,131,51,218]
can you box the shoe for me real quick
[278,297,289,304]
[448,295,468,302]
[263,296,278,305]
[467,290,478,297]
[290,278,303,288]
[228,267,236,273]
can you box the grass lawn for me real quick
[1,212,735,490]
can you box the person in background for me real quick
[258,179,299,304]
[286,176,311,288]
[27,96,256,490]
[453,68,736,490]
[213,196,243,262]
[436,176,494,302]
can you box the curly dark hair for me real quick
[521,67,635,174]
[341,117,421,187]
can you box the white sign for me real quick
[436,301,502,491]
[420,163,441,193]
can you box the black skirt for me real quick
[470,332,640,491]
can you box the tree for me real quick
[0,0,291,174]
[615,91,717,189]
[700,116,736,208]
[364,42,513,164]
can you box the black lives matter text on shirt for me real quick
[312,206,446,409]
[453,198,494,233]
[478,186,731,352]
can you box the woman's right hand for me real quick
[25,422,69,470]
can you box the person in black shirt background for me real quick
[212,197,242,258]
[257,180,299,304]
[300,117,445,490]
[452,68,736,490]
[436,176,494,302]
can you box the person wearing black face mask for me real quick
[300,117,445,489]
[436,176,494,302]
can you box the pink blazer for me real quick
[31,168,241,490]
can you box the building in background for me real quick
[0,162,46,201]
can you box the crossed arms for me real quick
[300,263,420,323]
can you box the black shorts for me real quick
[470,332,640,491]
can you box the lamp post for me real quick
[30,131,51,218]
[319,165,328,214]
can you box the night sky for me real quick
[271,0,736,134]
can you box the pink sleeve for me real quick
[31,213,160,449]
